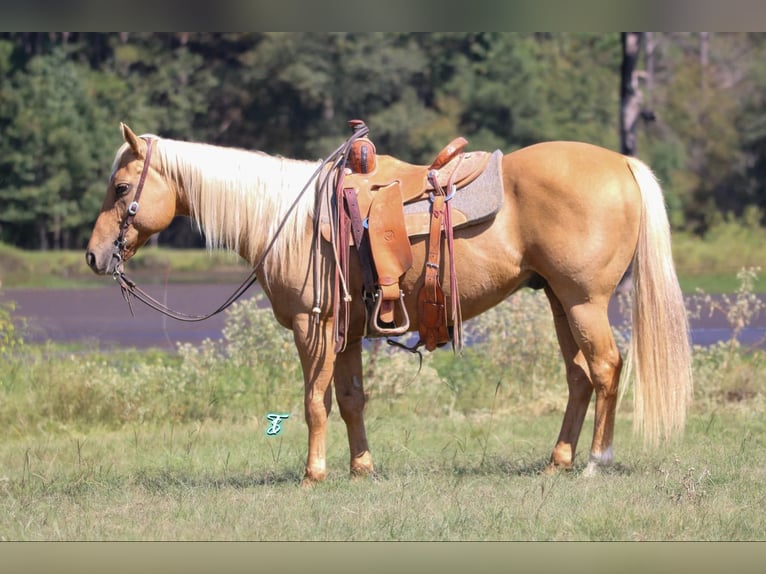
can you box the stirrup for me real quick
[371,289,410,335]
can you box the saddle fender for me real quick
[368,180,413,324]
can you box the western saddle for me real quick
[319,119,496,354]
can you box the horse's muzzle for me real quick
[85,248,116,275]
[85,250,97,271]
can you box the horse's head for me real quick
[85,123,178,275]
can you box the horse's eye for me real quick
[115,183,131,197]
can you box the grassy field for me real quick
[1,406,764,541]
[1,280,765,541]
[1,220,764,541]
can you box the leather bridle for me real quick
[110,132,359,322]
[111,137,154,273]
[110,136,266,322]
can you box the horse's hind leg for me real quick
[564,299,623,475]
[545,286,594,470]
[333,339,374,478]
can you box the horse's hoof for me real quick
[582,459,614,477]
[300,476,323,488]
[582,462,601,477]
[583,448,613,477]
[301,468,327,488]
[582,460,604,478]
[544,460,574,475]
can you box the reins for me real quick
[112,130,365,322]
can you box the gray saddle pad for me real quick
[402,149,503,235]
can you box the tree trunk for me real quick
[38,223,48,251]
[620,32,644,157]
[53,213,61,250]
[645,32,655,100]
[617,32,646,292]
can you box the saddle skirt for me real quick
[319,149,504,242]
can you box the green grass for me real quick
[1,282,765,541]
[1,406,763,540]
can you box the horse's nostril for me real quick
[85,251,96,270]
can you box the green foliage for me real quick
[0,296,305,432]
[689,268,766,413]
[0,34,216,250]
[0,287,23,356]
[0,47,123,249]
[673,208,766,291]
[2,33,765,249]
[173,295,303,415]
[638,33,766,231]
[427,291,566,416]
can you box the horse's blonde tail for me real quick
[621,157,693,446]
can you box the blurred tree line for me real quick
[0,32,764,250]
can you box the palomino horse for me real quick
[86,123,693,484]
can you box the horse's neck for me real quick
[171,143,319,270]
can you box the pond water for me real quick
[2,284,765,351]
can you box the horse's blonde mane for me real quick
[115,137,321,268]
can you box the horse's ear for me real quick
[120,122,146,158]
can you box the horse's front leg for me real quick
[293,314,335,485]
[334,339,374,479]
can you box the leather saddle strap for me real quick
[441,158,463,351]
[418,193,449,351]
[424,194,445,296]
[333,189,351,353]
[444,158,465,350]
[443,195,462,351]
[343,187,376,296]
